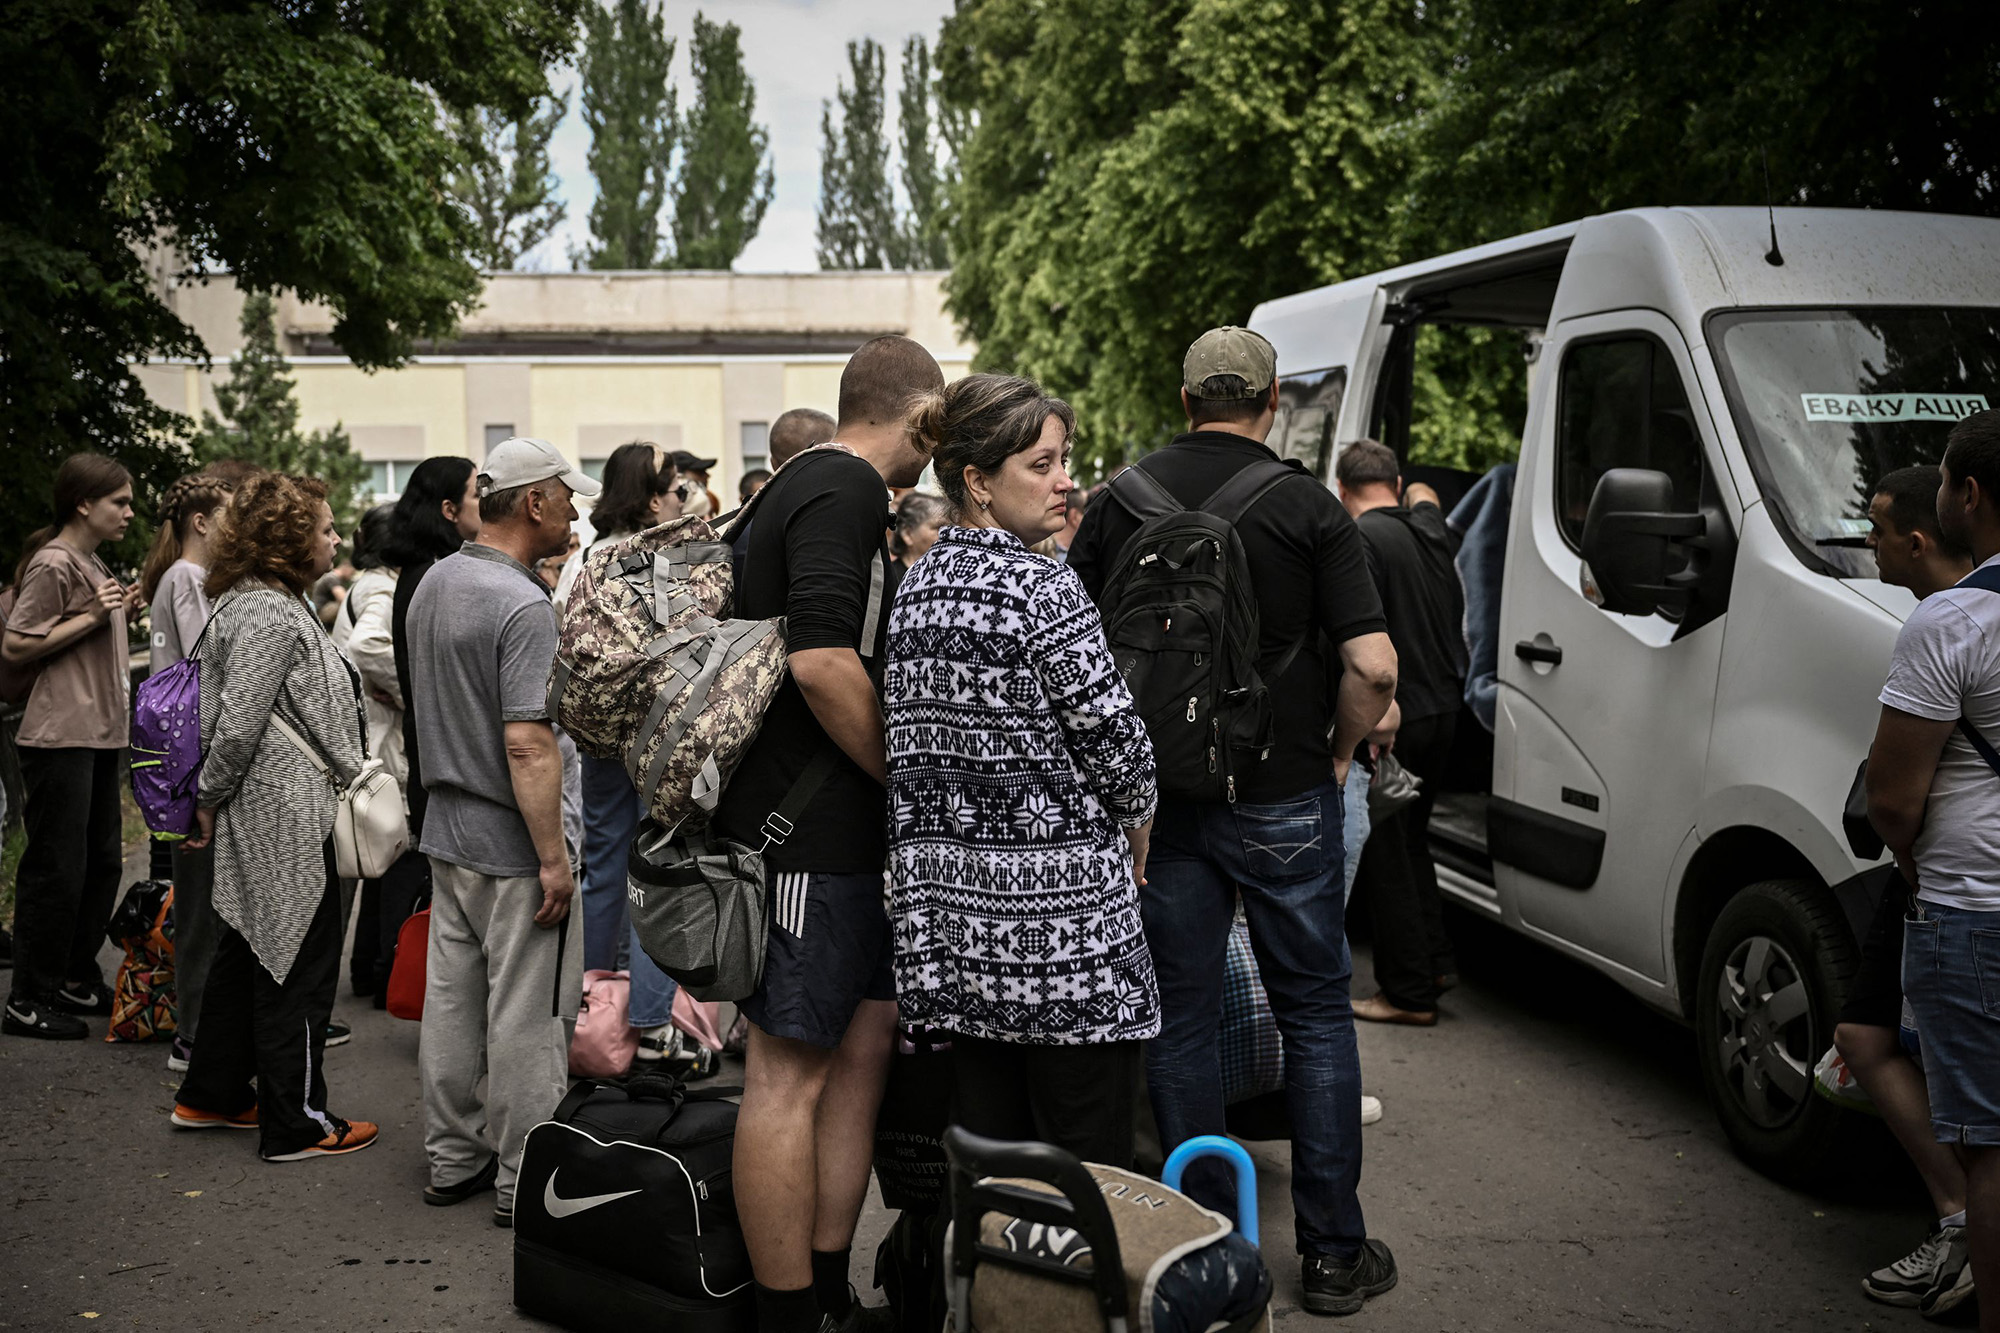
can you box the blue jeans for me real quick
[1142,778,1364,1259]
[578,754,678,1028]
[1904,900,2000,1146]
[1341,764,1372,905]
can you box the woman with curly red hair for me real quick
[174,473,378,1161]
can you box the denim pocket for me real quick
[1903,914,1938,1001]
[1971,929,2000,1021]
[1232,794,1327,884]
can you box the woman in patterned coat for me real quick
[175,473,378,1162]
[887,373,1159,1168]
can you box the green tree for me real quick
[895,37,950,269]
[191,292,369,532]
[578,0,676,269]
[816,39,898,270]
[1403,0,2000,259]
[0,0,583,568]
[938,0,1441,470]
[669,13,775,270]
[450,93,569,271]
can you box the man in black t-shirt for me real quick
[1337,439,1468,1027]
[1068,327,1401,1317]
[714,335,941,1333]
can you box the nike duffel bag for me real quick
[514,1072,752,1332]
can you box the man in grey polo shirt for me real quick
[406,437,598,1225]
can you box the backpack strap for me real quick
[1950,562,2000,779]
[1105,466,1185,522]
[1201,457,1304,527]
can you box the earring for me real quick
[979,499,990,512]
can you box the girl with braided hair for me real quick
[137,466,243,1069]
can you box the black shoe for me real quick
[3,995,89,1040]
[493,1204,513,1229]
[324,1020,351,1048]
[424,1155,499,1207]
[1302,1239,1398,1316]
[52,979,112,1016]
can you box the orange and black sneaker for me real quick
[170,1102,258,1130]
[262,1117,378,1162]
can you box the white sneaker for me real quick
[634,1024,682,1062]
[1360,1094,1383,1126]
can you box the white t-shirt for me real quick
[1880,555,2000,910]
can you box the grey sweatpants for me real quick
[420,858,580,1209]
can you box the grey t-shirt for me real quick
[150,558,212,673]
[406,542,563,877]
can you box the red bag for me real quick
[385,907,429,1020]
[568,969,639,1078]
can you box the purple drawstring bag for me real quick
[131,646,204,841]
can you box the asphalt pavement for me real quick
[0,860,1937,1332]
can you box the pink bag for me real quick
[671,986,726,1053]
[568,970,639,1078]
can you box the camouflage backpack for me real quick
[549,505,788,835]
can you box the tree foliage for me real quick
[816,39,899,270]
[191,292,369,533]
[578,0,676,269]
[0,0,583,569]
[450,93,569,271]
[938,0,2000,476]
[895,37,950,269]
[669,14,775,270]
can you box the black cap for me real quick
[670,450,717,473]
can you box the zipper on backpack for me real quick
[1227,775,1237,803]
[1185,696,1198,723]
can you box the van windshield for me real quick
[1709,308,2000,578]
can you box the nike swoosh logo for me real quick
[542,1169,641,1219]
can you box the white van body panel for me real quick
[1247,205,2000,1020]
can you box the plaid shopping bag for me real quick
[1219,914,1284,1104]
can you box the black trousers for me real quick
[350,849,429,997]
[950,1033,1142,1170]
[177,841,343,1156]
[11,747,124,1001]
[1355,709,1459,1013]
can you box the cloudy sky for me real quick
[520,0,957,272]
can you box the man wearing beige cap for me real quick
[405,437,597,1225]
[1069,328,1402,1315]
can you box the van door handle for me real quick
[1514,640,1563,666]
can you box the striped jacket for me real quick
[197,586,363,982]
[885,524,1160,1045]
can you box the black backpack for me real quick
[1099,459,1305,804]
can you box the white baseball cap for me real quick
[477,437,602,499]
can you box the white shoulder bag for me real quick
[268,712,410,880]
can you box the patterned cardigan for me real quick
[885,525,1159,1045]
[197,586,364,983]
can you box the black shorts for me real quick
[1839,875,1910,1028]
[739,870,895,1048]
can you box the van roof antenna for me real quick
[1761,147,1785,267]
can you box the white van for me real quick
[1248,207,2000,1182]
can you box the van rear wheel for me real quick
[1694,878,1861,1186]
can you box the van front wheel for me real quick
[1694,878,1860,1186]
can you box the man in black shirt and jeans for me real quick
[715,335,943,1333]
[1069,327,1401,1316]
[1338,438,1468,1026]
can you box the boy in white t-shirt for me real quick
[1868,409,2000,1328]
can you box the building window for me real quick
[365,460,425,500]
[582,458,608,483]
[740,421,770,474]
[484,423,515,454]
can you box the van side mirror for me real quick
[1580,468,1706,617]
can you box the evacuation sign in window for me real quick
[1800,392,1990,422]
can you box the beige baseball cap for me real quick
[1183,326,1277,399]
[477,437,602,499]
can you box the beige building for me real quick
[134,270,974,506]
